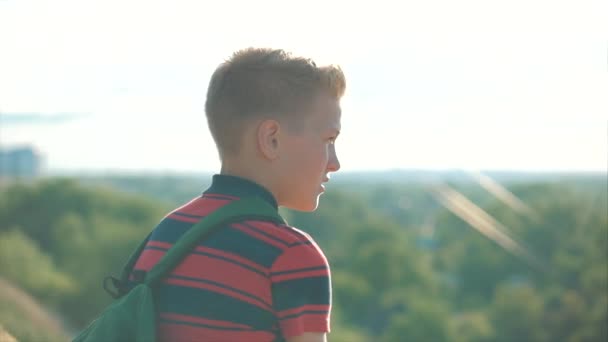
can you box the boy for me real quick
[131,48,344,341]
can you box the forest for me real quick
[0,171,606,341]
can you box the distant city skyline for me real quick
[1,0,606,173]
[0,146,42,179]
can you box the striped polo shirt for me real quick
[132,174,331,341]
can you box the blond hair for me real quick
[205,47,346,157]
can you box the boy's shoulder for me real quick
[243,218,316,246]
[165,196,320,249]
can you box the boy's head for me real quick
[205,48,345,211]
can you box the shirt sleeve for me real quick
[270,237,332,339]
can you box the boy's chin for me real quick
[283,197,320,212]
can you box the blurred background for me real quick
[0,0,606,341]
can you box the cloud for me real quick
[0,112,89,125]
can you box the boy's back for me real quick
[131,175,331,341]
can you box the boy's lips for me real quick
[319,177,329,192]
[320,178,329,192]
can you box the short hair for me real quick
[205,47,346,157]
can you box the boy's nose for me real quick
[327,151,340,173]
[330,159,341,172]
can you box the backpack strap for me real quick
[103,232,152,298]
[144,197,284,287]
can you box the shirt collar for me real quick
[203,174,279,210]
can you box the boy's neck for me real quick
[219,164,280,204]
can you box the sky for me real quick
[0,0,606,173]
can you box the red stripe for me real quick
[194,246,269,274]
[143,242,268,275]
[159,322,274,342]
[242,221,295,244]
[134,249,165,271]
[171,197,201,212]
[232,223,288,250]
[279,313,329,338]
[276,305,330,319]
[172,254,271,304]
[167,213,200,223]
[160,312,251,329]
[272,244,328,271]
[165,277,272,311]
[271,269,329,283]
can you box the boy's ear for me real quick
[256,119,281,160]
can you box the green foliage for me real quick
[383,299,451,342]
[0,230,77,303]
[0,278,69,342]
[0,178,169,328]
[0,302,66,342]
[433,180,607,342]
[0,174,606,341]
[490,284,546,342]
[449,311,494,342]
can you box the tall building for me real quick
[0,146,42,179]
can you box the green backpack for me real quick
[73,197,285,342]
